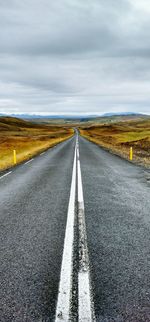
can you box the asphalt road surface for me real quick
[1,134,150,322]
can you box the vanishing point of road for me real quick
[1,134,150,321]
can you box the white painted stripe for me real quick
[0,171,12,180]
[55,144,77,322]
[77,158,84,204]
[79,272,93,321]
[77,143,95,322]
[40,152,45,155]
[24,158,34,165]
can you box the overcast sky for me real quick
[0,0,150,115]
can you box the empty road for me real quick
[1,134,150,321]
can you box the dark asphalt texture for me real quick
[1,134,150,322]
[0,137,75,322]
[79,136,150,322]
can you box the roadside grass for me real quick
[79,118,150,168]
[0,117,74,171]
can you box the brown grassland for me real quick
[0,117,74,171]
[79,118,150,168]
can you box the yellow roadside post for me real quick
[13,150,17,165]
[129,147,133,161]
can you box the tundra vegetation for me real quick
[0,117,74,171]
[79,118,150,168]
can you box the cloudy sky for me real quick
[0,0,150,115]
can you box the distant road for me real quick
[1,134,150,321]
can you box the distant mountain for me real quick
[0,113,54,119]
[102,112,144,117]
[0,112,149,121]
[0,113,99,120]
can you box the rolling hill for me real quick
[0,116,73,171]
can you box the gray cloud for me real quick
[0,0,150,115]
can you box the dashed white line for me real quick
[24,158,34,165]
[78,272,94,321]
[77,142,95,322]
[55,144,77,322]
[0,171,12,180]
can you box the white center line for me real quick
[55,143,77,322]
[77,142,95,322]
[24,158,34,165]
[0,171,12,180]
